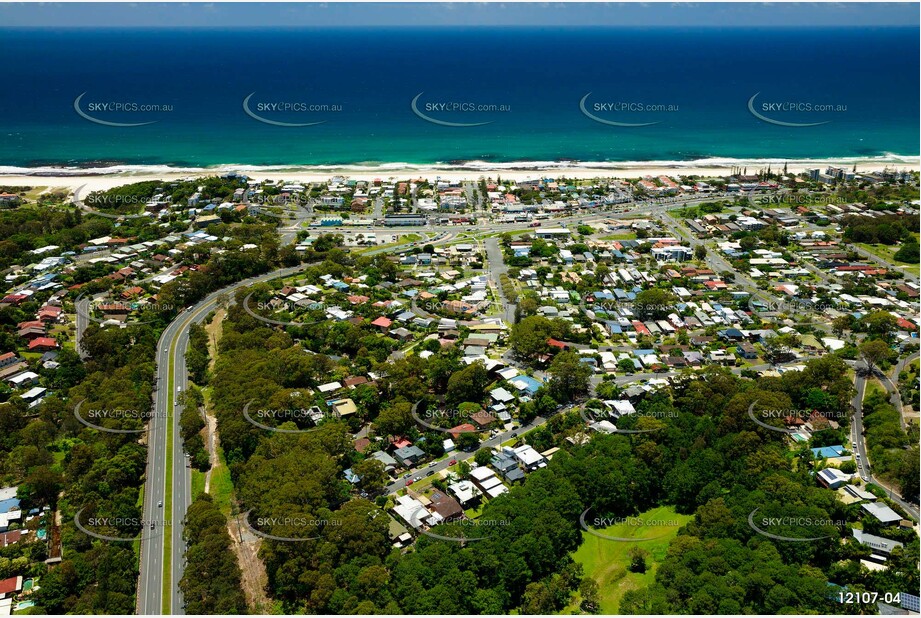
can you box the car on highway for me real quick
[158,500,162,507]
[150,522,155,530]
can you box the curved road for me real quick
[138,235,452,613]
[851,359,919,522]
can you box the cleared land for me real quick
[566,505,692,614]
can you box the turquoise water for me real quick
[0,27,917,170]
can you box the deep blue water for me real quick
[0,27,917,170]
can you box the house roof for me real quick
[0,576,21,596]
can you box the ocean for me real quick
[0,26,917,172]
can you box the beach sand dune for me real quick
[1,161,918,193]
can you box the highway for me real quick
[136,232,452,613]
[139,264,310,614]
[74,295,91,360]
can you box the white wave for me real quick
[1,153,917,177]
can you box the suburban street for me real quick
[76,179,914,613]
[851,360,919,522]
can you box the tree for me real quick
[694,245,707,260]
[548,350,592,403]
[180,494,247,614]
[739,235,758,251]
[860,311,897,339]
[446,361,490,405]
[474,448,493,467]
[510,315,563,363]
[374,401,414,437]
[618,358,637,373]
[859,339,892,373]
[354,458,388,492]
[832,314,856,336]
[579,577,600,613]
[633,289,676,320]
[893,241,920,264]
[628,547,649,573]
[763,333,801,364]
[457,432,479,452]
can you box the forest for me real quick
[195,291,918,614]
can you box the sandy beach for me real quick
[1,160,918,193]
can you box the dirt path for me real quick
[228,514,272,613]
[202,308,273,612]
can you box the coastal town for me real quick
[0,164,918,615]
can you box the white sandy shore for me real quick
[1,161,918,193]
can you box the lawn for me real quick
[201,387,235,518]
[564,505,692,614]
[599,233,636,241]
[856,241,920,277]
[354,233,421,254]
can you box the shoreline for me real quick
[1,158,918,192]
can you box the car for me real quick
[510,432,518,437]
[177,386,182,392]
[158,500,162,508]
[449,459,457,465]
[404,472,412,478]
[150,522,155,530]
[406,478,415,486]
[426,471,435,477]
[851,442,857,448]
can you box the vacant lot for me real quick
[566,505,692,614]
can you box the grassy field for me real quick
[200,388,235,518]
[856,241,920,277]
[190,469,205,501]
[564,506,692,614]
[354,233,421,254]
[599,233,636,241]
